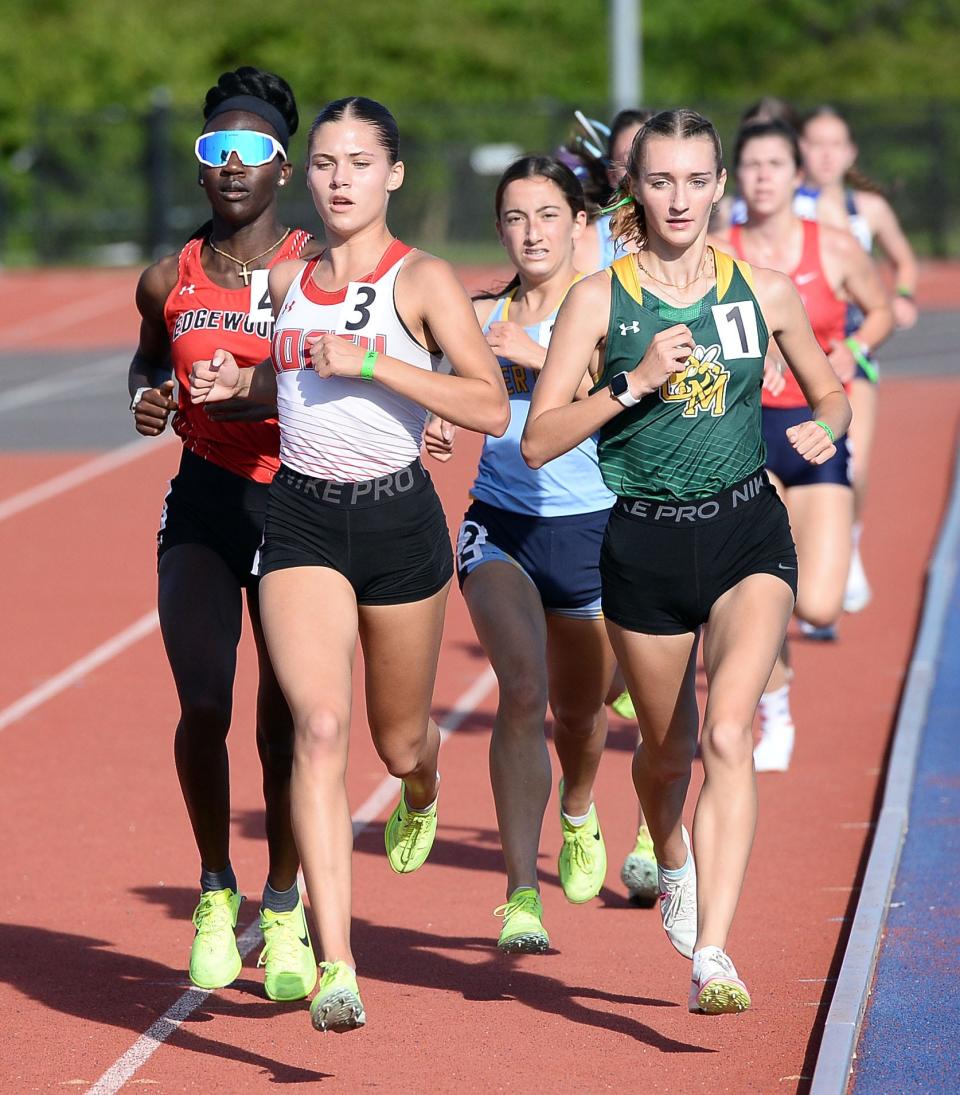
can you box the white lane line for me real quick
[0,353,130,415]
[85,664,497,1095]
[3,286,134,348]
[0,432,176,523]
[0,610,160,733]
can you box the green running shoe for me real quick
[189,888,242,990]
[257,898,318,1001]
[621,824,659,907]
[384,785,438,874]
[494,887,549,953]
[610,688,637,720]
[310,961,366,1033]
[558,798,607,904]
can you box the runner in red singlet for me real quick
[128,67,321,1002]
[716,119,892,771]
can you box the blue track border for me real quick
[810,440,960,1094]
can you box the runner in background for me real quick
[798,105,919,614]
[551,106,661,902]
[458,156,615,952]
[720,97,799,230]
[522,109,850,1013]
[557,108,650,274]
[128,67,320,1002]
[718,119,892,771]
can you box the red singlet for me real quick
[729,219,846,410]
[163,229,312,482]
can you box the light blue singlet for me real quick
[470,287,615,518]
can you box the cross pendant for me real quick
[238,265,251,285]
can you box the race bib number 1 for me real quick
[711,300,761,360]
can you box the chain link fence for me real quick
[1,97,955,266]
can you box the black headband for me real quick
[205,95,290,150]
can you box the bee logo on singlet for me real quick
[660,343,730,418]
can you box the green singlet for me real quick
[594,247,768,502]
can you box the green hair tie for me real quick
[601,194,634,215]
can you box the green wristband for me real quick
[844,336,878,383]
[896,285,914,300]
[360,349,378,381]
[814,419,835,444]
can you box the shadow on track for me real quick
[0,908,329,1086]
[350,917,712,1054]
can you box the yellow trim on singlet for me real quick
[715,246,757,300]
[608,254,644,305]
[609,247,757,305]
[501,274,585,323]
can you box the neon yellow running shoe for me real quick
[310,961,366,1033]
[494,887,549,953]
[189,888,242,989]
[257,898,318,1001]
[558,797,607,904]
[621,824,659,907]
[384,785,438,874]
[610,689,637,720]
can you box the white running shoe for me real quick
[753,721,795,772]
[844,542,872,613]
[658,826,697,959]
[689,947,751,1014]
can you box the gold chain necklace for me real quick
[635,249,712,292]
[207,228,291,285]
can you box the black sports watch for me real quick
[610,371,641,408]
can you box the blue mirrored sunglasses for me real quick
[195,130,286,168]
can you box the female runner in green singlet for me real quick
[521,109,850,1015]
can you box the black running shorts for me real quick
[601,470,798,635]
[157,447,268,589]
[258,460,454,605]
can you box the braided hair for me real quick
[189,67,300,241]
[203,66,299,139]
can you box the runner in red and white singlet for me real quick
[128,67,324,1004]
[190,96,507,1034]
[270,238,439,480]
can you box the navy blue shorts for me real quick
[763,406,852,489]
[456,499,609,619]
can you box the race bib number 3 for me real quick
[337,283,378,334]
[711,301,761,360]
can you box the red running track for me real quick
[0,272,957,1091]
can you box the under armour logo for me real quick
[178,284,196,296]
[619,321,640,336]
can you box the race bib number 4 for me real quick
[248,269,273,322]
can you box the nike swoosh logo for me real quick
[795,272,817,285]
[299,934,311,947]
[594,829,602,841]
[778,563,795,570]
